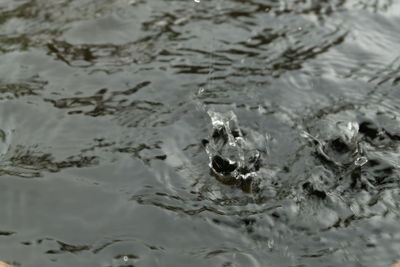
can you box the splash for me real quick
[203,111,261,188]
[302,120,365,167]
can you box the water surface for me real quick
[1,0,400,266]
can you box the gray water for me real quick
[1,0,400,266]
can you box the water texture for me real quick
[1,0,400,266]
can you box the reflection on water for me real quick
[1,0,400,266]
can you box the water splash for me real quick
[203,111,261,188]
[302,120,363,167]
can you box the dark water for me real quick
[1,0,400,266]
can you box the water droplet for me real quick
[194,0,200,3]
[198,87,204,95]
[123,256,129,262]
[155,20,168,27]
[174,17,187,25]
[350,202,360,215]
[267,239,274,248]
[258,105,266,114]
[355,156,368,166]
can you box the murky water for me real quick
[1,0,400,266]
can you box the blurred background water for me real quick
[1,0,400,266]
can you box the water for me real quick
[1,0,400,266]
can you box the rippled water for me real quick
[1,0,400,266]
